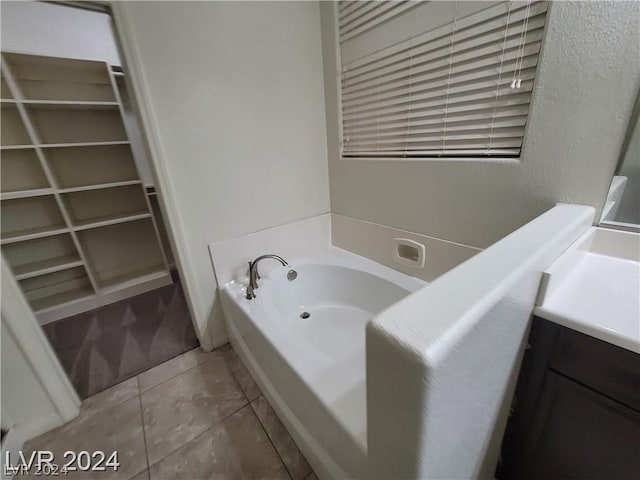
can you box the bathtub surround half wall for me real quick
[208,213,479,289]
[320,1,640,250]
[367,204,595,479]
[209,215,331,287]
[332,214,480,283]
[112,1,330,349]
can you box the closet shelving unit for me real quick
[1,52,171,323]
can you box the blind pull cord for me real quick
[511,0,533,89]
[442,0,460,154]
[488,0,514,154]
[404,0,419,156]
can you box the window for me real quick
[337,1,548,158]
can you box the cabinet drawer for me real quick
[550,326,640,411]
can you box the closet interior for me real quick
[1,51,172,324]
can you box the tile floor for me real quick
[25,345,317,480]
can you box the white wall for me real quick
[113,1,330,347]
[0,1,121,66]
[1,259,80,447]
[321,1,640,250]
[1,323,59,437]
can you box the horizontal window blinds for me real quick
[337,1,548,158]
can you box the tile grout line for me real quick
[144,402,251,472]
[138,346,224,394]
[138,345,288,475]
[142,346,251,471]
[136,375,152,479]
[216,345,262,407]
[225,348,299,478]
[250,398,295,480]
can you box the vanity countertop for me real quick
[534,227,640,354]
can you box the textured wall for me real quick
[321,1,640,249]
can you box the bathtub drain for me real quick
[300,312,311,319]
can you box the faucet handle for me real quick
[247,261,261,280]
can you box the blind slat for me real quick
[341,2,547,69]
[337,1,547,158]
[344,137,524,151]
[341,4,547,71]
[342,60,539,111]
[339,4,380,32]
[344,16,546,88]
[343,149,522,157]
[340,2,415,43]
[346,129,526,149]
[343,99,531,129]
[342,31,543,95]
[345,117,529,142]
[342,82,535,121]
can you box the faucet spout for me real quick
[246,254,288,300]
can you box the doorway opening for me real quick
[1,1,199,398]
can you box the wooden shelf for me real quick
[37,140,130,148]
[78,218,167,291]
[1,51,170,322]
[30,284,95,313]
[2,141,130,150]
[1,74,12,99]
[20,266,95,313]
[0,144,34,150]
[60,180,141,194]
[1,225,69,244]
[3,234,82,279]
[1,188,55,200]
[72,212,151,231]
[14,255,83,281]
[3,52,117,102]
[1,148,50,194]
[1,103,30,146]
[63,183,150,229]
[98,266,170,294]
[1,195,68,244]
[0,182,141,200]
[46,143,138,188]
[28,107,128,144]
[4,100,120,110]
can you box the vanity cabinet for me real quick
[497,316,640,480]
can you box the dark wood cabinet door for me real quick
[503,371,640,480]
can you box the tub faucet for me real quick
[246,254,288,300]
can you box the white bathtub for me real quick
[219,248,425,479]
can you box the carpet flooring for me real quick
[43,273,199,399]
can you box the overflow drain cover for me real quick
[300,312,311,319]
